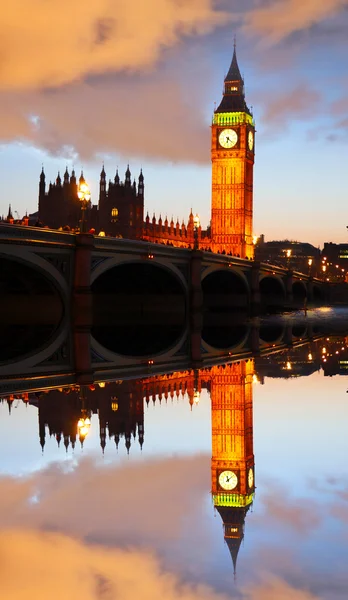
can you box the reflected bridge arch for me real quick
[91,260,187,358]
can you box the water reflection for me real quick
[210,361,254,576]
[1,328,348,597]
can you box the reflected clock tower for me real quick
[211,43,255,258]
[210,361,255,574]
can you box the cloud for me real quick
[254,83,322,133]
[242,0,348,43]
[0,529,231,600]
[0,0,229,91]
[0,70,211,163]
[256,486,322,534]
[0,455,210,552]
[242,577,321,600]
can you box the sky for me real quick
[1,0,348,246]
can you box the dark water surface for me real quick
[1,308,348,599]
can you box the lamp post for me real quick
[77,181,91,233]
[193,214,200,250]
[286,249,292,269]
[308,258,313,276]
[77,385,91,446]
[322,264,327,280]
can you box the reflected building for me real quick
[210,361,255,574]
[36,381,144,452]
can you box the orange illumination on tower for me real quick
[211,44,255,259]
[210,360,255,574]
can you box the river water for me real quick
[1,307,348,600]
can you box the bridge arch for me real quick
[91,260,187,357]
[259,324,286,345]
[91,255,188,292]
[312,284,324,303]
[201,267,250,312]
[259,275,286,311]
[292,325,307,339]
[201,323,250,354]
[90,327,188,365]
[0,252,67,369]
[292,280,307,301]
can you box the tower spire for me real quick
[225,44,243,86]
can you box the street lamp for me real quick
[193,213,200,250]
[286,249,292,268]
[77,385,91,446]
[77,180,91,233]
[308,258,313,275]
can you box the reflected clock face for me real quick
[248,130,254,151]
[219,129,238,149]
[218,470,238,491]
[248,467,254,488]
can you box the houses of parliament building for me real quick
[36,45,256,259]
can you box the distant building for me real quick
[255,235,321,276]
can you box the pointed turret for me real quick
[56,172,61,186]
[64,167,69,185]
[225,41,243,83]
[125,165,131,187]
[70,169,76,185]
[7,204,13,223]
[40,166,45,183]
[79,171,85,185]
[216,44,251,115]
[138,169,144,196]
[115,169,120,185]
[100,165,106,196]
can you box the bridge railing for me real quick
[93,235,192,258]
[0,223,75,246]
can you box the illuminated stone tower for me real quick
[211,44,255,258]
[211,361,255,574]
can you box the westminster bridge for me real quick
[0,223,329,383]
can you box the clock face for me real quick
[248,130,254,151]
[218,470,238,491]
[248,468,254,488]
[219,129,238,149]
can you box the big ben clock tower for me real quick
[211,44,255,258]
[211,361,255,574]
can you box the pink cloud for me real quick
[242,0,348,43]
[0,0,229,91]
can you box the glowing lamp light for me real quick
[286,249,292,258]
[308,353,313,361]
[98,382,106,388]
[252,374,259,384]
[77,417,91,441]
[98,231,106,237]
[193,390,200,405]
[252,235,259,245]
[286,362,292,370]
[308,258,313,266]
[193,214,200,229]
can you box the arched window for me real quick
[111,207,118,222]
